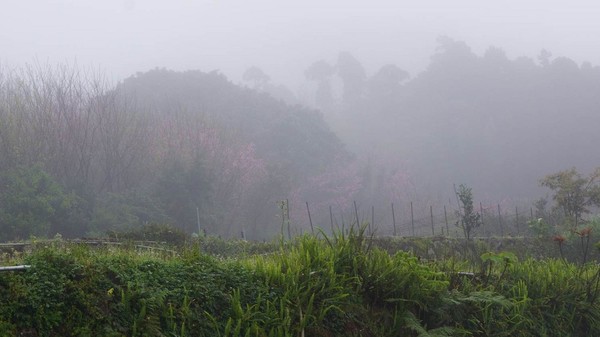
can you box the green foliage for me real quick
[90,191,170,235]
[455,184,482,240]
[246,226,451,336]
[107,223,189,246]
[0,65,348,240]
[527,217,552,238]
[540,167,600,228]
[0,165,84,241]
[154,157,212,233]
[480,251,518,267]
[402,311,458,337]
[481,251,518,287]
[1,231,599,336]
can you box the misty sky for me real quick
[2,1,600,86]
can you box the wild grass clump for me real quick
[238,225,451,336]
[440,253,600,336]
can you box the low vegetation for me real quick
[1,226,599,336]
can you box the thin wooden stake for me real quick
[370,205,374,235]
[392,203,397,236]
[286,199,291,240]
[515,206,520,235]
[430,205,435,236]
[530,207,534,219]
[196,207,201,236]
[306,202,314,234]
[329,205,334,234]
[480,201,485,237]
[354,201,360,228]
[410,202,415,236]
[498,204,503,237]
[444,205,449,236]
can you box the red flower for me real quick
[553,235,566,244]
[575,227,592,237]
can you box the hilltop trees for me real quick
[305,60,336,108]
[367,64,409,96]
[243,66,270,90]
[337,51,367,103]
[304,38,600,201]
[243,66,298,104]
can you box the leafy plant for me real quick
[0,165,84,240]
[480,251,518,287]
[540,167,600,228]
[527,217,552,238]
[454,184,482,241]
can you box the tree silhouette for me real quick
[305,60,335,108]
[243,66,270,90]
[336,51,367,103]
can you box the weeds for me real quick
[0,229,599,336]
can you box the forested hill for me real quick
[0,67,352,241]
[318,38,600,199]
[117,69,344,176]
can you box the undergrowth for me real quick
[0,226,598,336]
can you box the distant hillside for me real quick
[0,66,355,240]
[117,69,345,177]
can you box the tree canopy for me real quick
[540,167,600,227]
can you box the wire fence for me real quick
[280,200,538,239]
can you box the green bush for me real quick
[107,223,189,246]
[0,165,85,241]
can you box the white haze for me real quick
[2,0,600,86]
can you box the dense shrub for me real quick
[0,166,86,241]
[107,223,189,246]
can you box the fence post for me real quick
[515,206,520,236]
[371,205,374,235]
[479,202,485,237]
[444,205,449,236]
[286,199,291,240]
[392,203,397,236]
[306,202,314,234]
[530,207,534,219]
[498,204,503,237]
[410,202,415,236]
[354,201,360,229]
[430,205,435,236]
[196,207,201,237]
[329,205,334,234]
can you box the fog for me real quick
[2,1,600,239]
[3,1,600,86]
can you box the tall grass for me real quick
[0,228,598,336]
